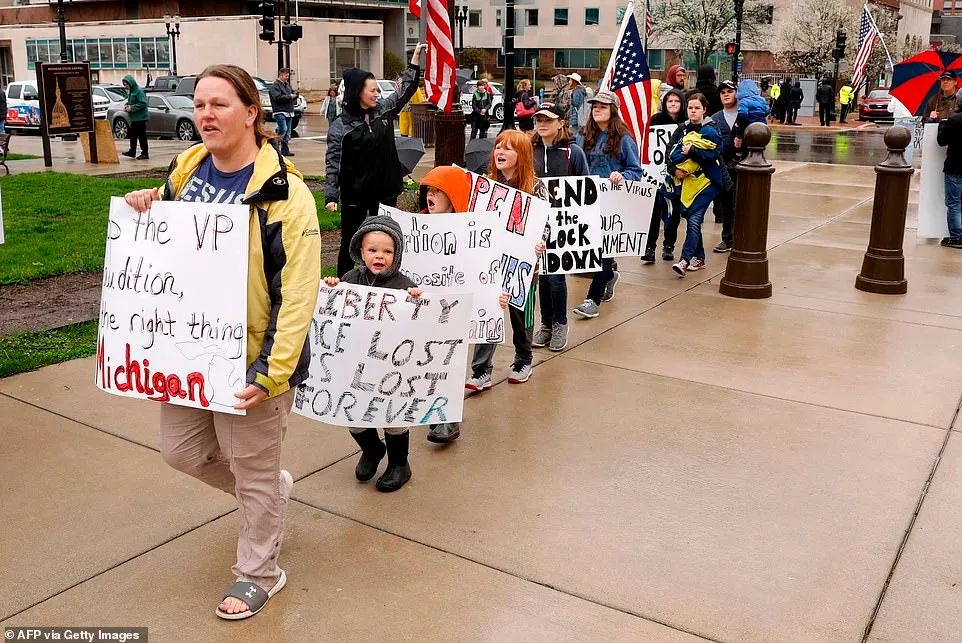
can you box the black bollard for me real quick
[855,126,912,295]
[719,122,774,299]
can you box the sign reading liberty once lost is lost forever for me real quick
[294,283,472,428]
[96,198,249,414]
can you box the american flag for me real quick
[422,0,456,111]
[410,0,421,18]
[609,10,654,162]
[645,4,654,39]
[850,5,880,90]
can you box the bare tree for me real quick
[861,6,900,91]
[774,0,855,76]
[649,0,768,66]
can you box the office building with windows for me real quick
[0,0,407,91]
[454,0,932,85]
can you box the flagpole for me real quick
[600,1,634,92]
[864,4,894,71]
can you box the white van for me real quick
[5,79,109,132]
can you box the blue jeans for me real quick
[681,203,708,262]
[945,174,962,238]
[275,113,291,153]
[538,274,567,326]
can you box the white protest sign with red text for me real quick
[96,197,249,414]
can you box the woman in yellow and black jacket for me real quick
[123,64,320,622]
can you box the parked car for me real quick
[858,88,893,122]
[109,92,199,142]
[5,80,41,131]
[335,79,401,109]
[5,79,109,132]
[92,84,127,111]
[252,76,308,129]
[460,81,505,121]
[147,75,182,93]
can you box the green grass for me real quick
[6,153,40,161]
[0,172,341,285]
[0,320,97,377]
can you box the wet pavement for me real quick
[766,125,901,166]
[6,161,962,642]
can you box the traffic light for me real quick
[834,29,847,59]
[258,1,276,42]
[282,24,303,42]
[765,5,774,24]
[725,42,736,56]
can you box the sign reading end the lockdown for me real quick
[294,283,472,428]
[96,197,249,414]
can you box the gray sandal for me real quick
[215,569,287,620]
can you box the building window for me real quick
[330,35,372,81]
[26,36,172,70]
[554,48,601,69]
[554,8,568,26]
[647,49,665,70]
[526,9,539,26]
[496,9,502,27]
[468,10,482,27]
[497,48,540,68]
[585,8,599,25]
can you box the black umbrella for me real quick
[464,138,494,175]
[395,136,426,175]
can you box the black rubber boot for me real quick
[662,245,675,261]
[376,431,412,492]
[350,428,385,481]
[641,247,656,264]
[427,422,461,444]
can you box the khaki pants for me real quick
[159,389,294,587]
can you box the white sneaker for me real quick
[465,372,493,392]
[672,259,688,277]
[687,257,705,271]
[280,470,293,503]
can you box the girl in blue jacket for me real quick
[572,90,642,319]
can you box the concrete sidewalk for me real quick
[3,161,962,642]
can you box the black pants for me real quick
[470,115,490,139]
[720,171,737,247]
[586,258,615,305]
[647,192,681,251]
[128,120,148,155]
[787,106,799,124]
[840,104,851,123]
[337,201,382,277]
[819,103,832,126]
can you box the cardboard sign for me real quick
[541,175,604,274]
[96,198,249,414]
[919,122,949,240]
[294,283,472,428]
[466,171,550,311]
[382,204,504,344]
[599,178,657,257]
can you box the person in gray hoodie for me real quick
[323,215,422,492]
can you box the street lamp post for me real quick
[732,0,744,83]
[455,5,468,64]
[164,14,181,76]
[51,0,70,62]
